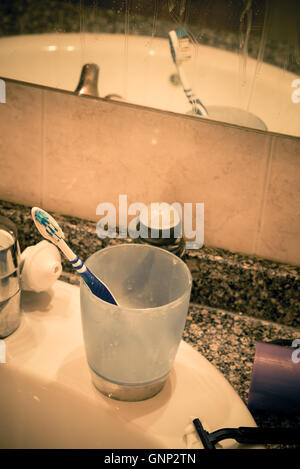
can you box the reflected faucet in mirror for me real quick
[74,63,99,97]
[73,58,267,131]
[75,63,125,102]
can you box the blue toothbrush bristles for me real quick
[176,28,188,39]
[34,209,62,242]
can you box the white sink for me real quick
[0,280,258,449]
[0,33,298,136]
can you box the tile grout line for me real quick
[253,134,275,255]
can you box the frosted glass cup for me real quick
[80,244,192,401]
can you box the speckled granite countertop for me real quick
[2,201,298,327]
[1,200,300,448]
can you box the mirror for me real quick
[0,0,299,137]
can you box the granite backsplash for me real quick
[1,200,299,329]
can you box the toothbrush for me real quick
[168,29,208,116]
[31,207,118,305]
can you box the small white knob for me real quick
[20,240,62,292]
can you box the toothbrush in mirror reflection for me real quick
[168,29,208,116]
[31,207,118,305]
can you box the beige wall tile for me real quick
[42,88,270,256]
[255,136,300,265]
[1,81,298,264]
[0,81,42,206]
[42,91,181,220]
[166,118,271,254]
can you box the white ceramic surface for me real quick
[0,280,258,449]
[0,33,298,136]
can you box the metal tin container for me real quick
[0,216,21,338]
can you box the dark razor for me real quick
[193,418,300,449]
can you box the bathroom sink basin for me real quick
[0,280,258,449]
[0,33,299,136]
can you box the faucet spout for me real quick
[74,63,99,97]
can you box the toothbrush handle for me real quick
[177,66,208,116]
[57,239,117,305]
[80,266,118,305]
[57,238,79,261]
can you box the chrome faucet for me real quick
[0,216,21,338]
[75,63,125,101]
[75,63,99,97]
